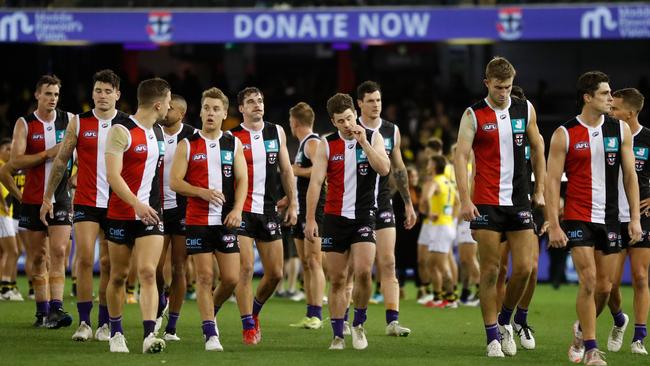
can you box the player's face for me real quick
[92,81,120,113]
[35,84,60,112]
[155,91,172,120]
[331,108,357,138]
[408,169,419,187]
[160,99,183,127]
[358,91,382,120]
[200,97,227,133]
[586,82,613,114]
[485,77,513,108]
[239,92,264,122]
[610,97,633,122]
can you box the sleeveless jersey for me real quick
[106,115,165,221]
[294,133,325,216]
[562,115,623,224]
[426,174,455,226]
[184,131,237,226]
[21,109,71,205]
[359,118,398,209]
[162,123,196,210]
[470,97,531,207]
[324,130,380,220]
[619,125,650,222]
[230,122,282,215]
[75,109,128,208]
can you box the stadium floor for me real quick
[0,278,643,365]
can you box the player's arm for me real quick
[105,125,159,224]
[292,138,319,178]
[390,127,417,229]
[454,108,479,221]
[10,118,58,169]
[304,138,328,241]
[277,127,297,225]
[526,103,546,208]
[545,128,568,248]
[43,116,77,201]
[363,130,390,176]
[0,162,21,201]
[620,122,642,244]
[224,138,248,229]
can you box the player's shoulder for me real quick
[112,113,134,128]
[78,110,94,119]
[468,99,489,112]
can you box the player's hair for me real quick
[170,94,187,114]
[485,57,516,80]
[612,88,645,115]
[35,74,61,93]
[426,137,443,152]
[137,78,170,106]
[201,87,228,111]
[93,69,120,90]
[326,93,355,118]
[237,87,263,106]
[290,102,315,127]
[356,80,381,101]
[0,138,11,148]
[511,85,526,100]
[432,155,448,175]
[576,71,609,110]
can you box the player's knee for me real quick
[378,256,396,276]
[110,272,127,288]
[579,271,597,295]
[510,264,532,282]
[220,272,239,290]
[196,271,214,288]
[99,255,110,273]
[138,266,156,285]
[240,262,254,279]
[77,255,94,270]
[265,267,283,284]
[354,267,372,284]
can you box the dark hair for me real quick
[511,85,526,100]
[357,80,381,101]
[35,74,61,92]
[426,137,443,152]
[290,102,315,127]
[485,57,516,80]
[137,78,170,106]
[0,138,11,148]
[432,155,448,175]
[93,69,120,90]
[576,71,609,110]
[171,94,188,113]
[612,88,645,115]
[237,87,263,106]
[326,93,355,118]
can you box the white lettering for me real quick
[402,12,429,37]
[381,13,401,37]
[333,14,348,38]
[276,14,296,38]
[234,14,252,38]
[255,14,274,39]
[315,13,332,37]
[359,13,380,38]
[297,14,317,38]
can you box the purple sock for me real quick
[612,310,626,328]
[307,305,322,320]
[513,306,528,325]
[634,324,647,342]
[36,301,50,315]
[50,299,63,310]
[485,323,499,344]
[252,298,264,316]
[584,339,597,352]
[98,304,109,327]
[165,312,180,333]
[498,305,514,326]
[344,307,350,322]
[77,301,93,326]
[241,314,255,330]
[331,318,344,338]
[214,305,221,316]
[202,320,217,339]
[352,308,367,327]
[156,292,167,318]
[143,320,156,339]
[386,309,399,324]
[109,316,123,337]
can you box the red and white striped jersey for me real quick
[74,109,128,208]
[230,122,283,215]
[470,97,531,207]
[562,115,623,224]
[324,130,380,220]
[20,109,72,205]
[619,126,650,222]
[184,132,238,226]
[106,115,165,221]
[162,123,196,210]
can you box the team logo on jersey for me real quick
[222,150,233,164]
[514,133,524,147]
[147,12,173,44]
[192,153,207,161]
[592,131,599,137]
[604,137,619,152]
[134,144,148,153]
[574,141,589,150]
[482,123,497,132]
[635,147,648,171]
[83,130,98,139]
[358,162,369,176]
[101,123,109,128]
[31,133,44,140]
[46,126,53,131]
[223,164,232,177]
[331,154,344,162]
[242,143,251,151]
[607,152,617,166]
[268,152,278,165]
[265,139,279,153]
[254,135,261,140]
[167,138,174,144]
[210,142,217,148]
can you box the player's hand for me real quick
[45,144,61,159]
[304,218,319,242]
[538,221,550,236]
[403,203,417,230]
[628,219,643,246]
[39,198,53,226]
[224,209,242,229]
[350,125,368,145]
[198,188,225,206]
[284,201,298,226]
[428,213,439,222]
[641,198,650,216]
[134,201,159,225]
[277,196,289,211]
[547,224,568,248]
[532,191,545,208]
[460,201,480,222]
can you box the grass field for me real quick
[0,279,645,365]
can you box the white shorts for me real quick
[418,222,456,253]
[0,216,16,238]
[456,220,476,245]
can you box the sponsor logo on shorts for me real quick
[54,210,68,221]
[74,211,86,220]
[223,234,237,248]
[83,130,98,139]
[322,237,333,247]
[358,225,373,238]
[267,221,278,234]
[158,222,164,232]
[186,238,202,248]
[109,227,126,239]
[145,225,154,231]
[379,211,393,223]
[517,210,532,224]
[566,229,583,240]
[608,232,618,247]
[472,214,489,225]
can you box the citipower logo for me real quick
[581,6,617,38]
[0,12,33,41]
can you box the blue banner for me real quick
[0,5,649,44]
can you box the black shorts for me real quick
[563,220,621,255]
[105,219,164,246]
[19,202,72,231]
[321,214,376,253]
[185,225,239,255]
[376,208,396,230]
[620,218,650,250]
[292,214,323,240]
[237,212,282,242]
[470,204,535,233]
[163,207,186,236]
[73,204,107,227]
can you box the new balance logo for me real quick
[0,12,33,42]
[581,6,617,39]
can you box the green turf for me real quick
[0,279,645,365]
